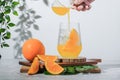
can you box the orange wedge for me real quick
[28,57,39,75]
[69,28,79,43]
[64,28,80,49]
[45,61,64,75]
[37,55,58,62]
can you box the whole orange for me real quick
[22,38,45,61]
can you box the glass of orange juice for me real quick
[57,22,82,58]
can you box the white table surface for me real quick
[0,58,120,80]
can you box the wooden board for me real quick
[19,58,102,73]
[19,58,101,67]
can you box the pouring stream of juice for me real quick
[52,0,71,31]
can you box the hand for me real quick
[72,0,95,11]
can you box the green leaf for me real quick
[3,43,9,47]
[4,32,11,39]
[4,6,11,14]
[1,44,3,48]
[0,1,2,6]
[1,42,9,48]
[67,66,75,74]
[10,0,13,2]
[5,6,11,9]
[0,13,4,23]
[0,19,2,23]
[12,1,19,8]
[1,1,5,6]
[5,15,11,23]
[12,1,19,5]
[0,13,5,23]
[44,71,52,75]
[0,13,4,18]
[8,23,15,27]
[0,28,6,33]
[4,9,11,14]
[75,66,85,72]
[13,10,18,16]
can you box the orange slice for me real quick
[45,61,64,75]
[28,57,39,75]
[64,28,80,49]
[69,28,79,43]
[37,55,58,62]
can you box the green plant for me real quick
[13,0,49,58]
[0,0,19,48]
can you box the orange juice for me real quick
[58,44,82,58]
[52,7,70,16]
[57,28,82,58]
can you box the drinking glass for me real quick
[57,22,82,58]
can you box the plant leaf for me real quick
[5,15,11,23]
[34,15,41,19]
[67,66,75,74]
[43,0,49,6]
[0,28,6,33]
[3,43,9,47]
[0,13,4,17]
[33,24,39,30]
[8,23,15,27]
[14,28,21,32]
[13,10,18,16]
[4,32,11,39]
[1,1,5,6]
[12,1,19,8]
[27,31,32,38]
[4,6,11,14]
[12,1,19,6]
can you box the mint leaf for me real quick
[67,66,75,74]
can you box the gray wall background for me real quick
[0,0,120,64]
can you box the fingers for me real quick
[87,0,95,3]
[77,5,84,11]
[73,0,84,4]
[72,0,94,11]
[76,4,91,11]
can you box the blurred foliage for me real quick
[0,0,19,48]
[13,0,49,58]
[43,0,49,6]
